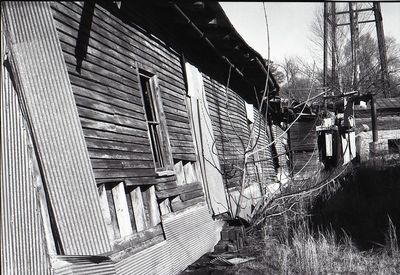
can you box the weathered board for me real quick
[51,1,197,186]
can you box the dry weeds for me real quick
[227,217,400,275]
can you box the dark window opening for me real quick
[138,71,173,172]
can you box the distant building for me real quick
[355,97,400,162]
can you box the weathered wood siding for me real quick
[51,1,196,185]
[290,119,319,179]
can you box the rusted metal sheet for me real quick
[2,1,111,255]
[1,23,51,274]
[115,204,224,275]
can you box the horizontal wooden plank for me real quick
[93,168,156,179]
[91,159,154,169]
[164,111,190,124]
[74,94,144,121]
[180,189,204,202]
[80,117,148,135]
[58,35,137,80]
[154,180,178,191]
[88,149,153,160]
[112,224,163,253]
[54,1,180,66]
[69,73,139,103]
[166,120,192,130]
[59,40,138,87]
[62,44,137,89]
[77,106,147,130]
[169,140,195,149]
[82,128,150,144]
[52,3,185,88]
[87,2,184,71]
[168,133,194,142]
[156,181,202,199]
[170,196,205,212]
[85,138,152,153]
[72,80,142,109]
[124,175,177,186]
[162,99,188,113]
[172,147,196,156]
[65,62,137,96]
[172,153,197,162]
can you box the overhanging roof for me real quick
[119,0,279,105]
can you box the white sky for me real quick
[220,2,400,66]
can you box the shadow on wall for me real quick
[310,165,400,251]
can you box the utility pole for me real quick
[349,2,360,93]
[331,2,337,95]
[323,2,328,90]
[323,2,328,111]
[373,2,390,98]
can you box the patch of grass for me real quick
[228,217,400,275]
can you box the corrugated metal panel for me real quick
[1,22,52,274]
[272,124,289,171]
[53,256,116,275]
[116,204,224,275]
[252,110,276,182]
[2,2,111,255]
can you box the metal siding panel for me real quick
[272,124,288,171]
[2,1,111,255]
[1,24,52,274]
[115,205,224,275]
[52,257,116,275]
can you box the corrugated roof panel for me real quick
[2,1,111,255]
[1,24,52,274]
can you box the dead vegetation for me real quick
[224,212,399,275]
[222,165,400,275]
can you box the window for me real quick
[138,71,174,174]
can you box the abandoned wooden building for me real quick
[355,97,400,162]
[1,1,281,274]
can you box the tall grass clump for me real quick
[270,215,400,275]
[232,215,400,275]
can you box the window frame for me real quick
[136,63,174,176]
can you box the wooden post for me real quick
[323,2,328,89]
[331,2,337,95]
[98,185,115,242]
[349,2,360,92]
[130,187,148,232]
[373,2,390,98]
[370,95,378,142]
[112,182,133,238]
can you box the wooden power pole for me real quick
[373,2,390,98]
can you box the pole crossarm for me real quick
[336,19,375,27]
